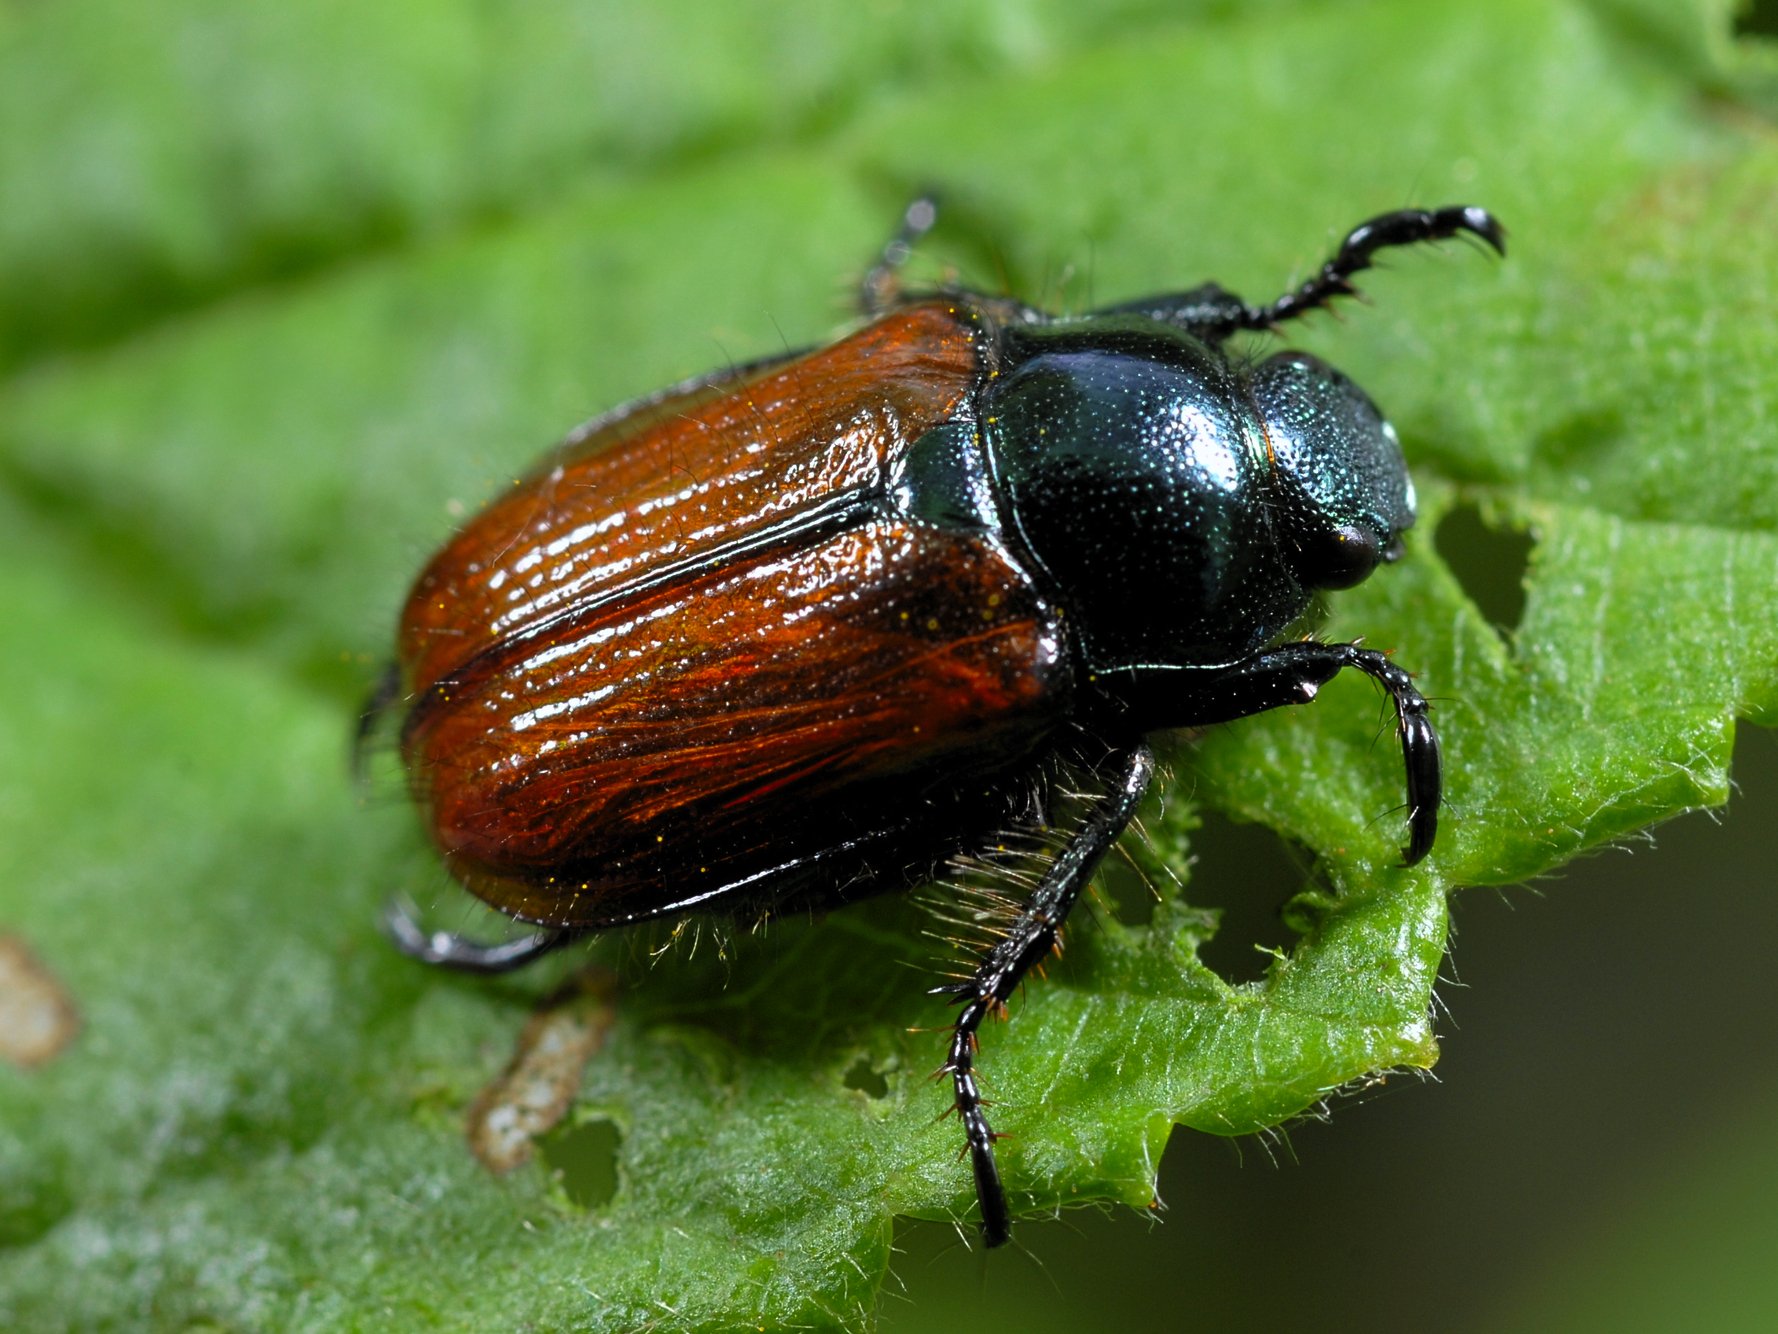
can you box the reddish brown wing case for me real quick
[398,302,1072,927]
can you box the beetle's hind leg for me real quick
[1093,205,1505,342]
[859,195,940,319]
[382,898,581,974]
[931,739,1155,1248]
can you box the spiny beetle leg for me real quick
[1246,205,1506,331]
[1092,205,1505,343]
[930,740,1155,1247]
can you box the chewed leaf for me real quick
[1,1,1774,1329]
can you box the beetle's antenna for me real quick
[860,195,940,319]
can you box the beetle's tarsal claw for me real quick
[1396,710,1442,866]
[1454,205,1508,255]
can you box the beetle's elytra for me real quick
[371,200,1504,1247]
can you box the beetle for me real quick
[369,198,1503,1248]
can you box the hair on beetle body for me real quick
[372,195,1504,1249]
[918,840,1061,967]
[912,743,1113,966]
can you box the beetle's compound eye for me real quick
[1303,522,1384,591]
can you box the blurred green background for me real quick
[4,1,1776,1329]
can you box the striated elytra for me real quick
[367,199,1503,1247]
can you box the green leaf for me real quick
[2,0,1773,1328]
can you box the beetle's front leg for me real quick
[930,740,1155,1248]
[1248,206,1505,330]
[1113,641,1440,864]
[1084,282,1253,341]
[1092,205,1505,343]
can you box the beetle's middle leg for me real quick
[931,738,1155,1247]
[382,898,583,974]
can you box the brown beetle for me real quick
[371,199,1501,1245]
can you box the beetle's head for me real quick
[980,321,1417,676]
[1246,349,1416,593]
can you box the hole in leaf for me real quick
[1434,503,1532,634]
[1185,809,1305,984]
[1737,0,1778,37]
[1097,851,1161,927]
[538,1116,623,1209]
[842,1055,891,1099]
